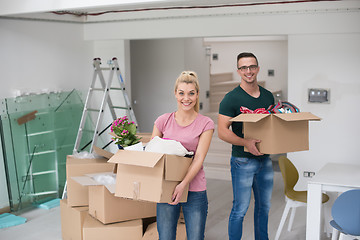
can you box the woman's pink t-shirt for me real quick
[154,112,214,191]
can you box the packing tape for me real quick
[133,182,140,200]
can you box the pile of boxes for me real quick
[61,134,190,240]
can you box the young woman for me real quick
[151,71,214,240]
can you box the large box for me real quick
[60,199,88,240]
[66,155,115,206]
[108,150,193,203]
[230,112,321,154]
[72,172,157,224]
[142,222,187,240]
[82,214,143,240]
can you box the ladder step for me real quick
[113,106,130,110]
[110,87,125,91]
[87,108,100,112]
[32,170,57,176]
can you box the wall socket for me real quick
[303,171,315,178]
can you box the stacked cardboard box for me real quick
[60,199,88,240]
[61,153,157,240]
[142,222,186,240]
[61,133,190,239]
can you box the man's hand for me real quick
[244,139,263,156]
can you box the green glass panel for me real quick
[0,90,92,211]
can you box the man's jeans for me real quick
[157,191,208,240]
[228,156,274,240]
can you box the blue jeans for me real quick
[228,156,274,240]
[157,191,208,240]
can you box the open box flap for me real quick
[93,146,114,160]
[107,150,164,168]
[274,112,321,121]
[103,184,115,194]
[71,172,116,193]
[230,114,270,123]
[71,176,101,186]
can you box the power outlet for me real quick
[303,171,315,178]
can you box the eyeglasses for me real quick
[238,65,258,72]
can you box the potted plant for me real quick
[110,116,141,148]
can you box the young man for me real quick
[218,52,275,240]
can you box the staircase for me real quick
[204,72,239,181]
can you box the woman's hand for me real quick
[169,182,187,205]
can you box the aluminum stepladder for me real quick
[62,57,137,199]
[73,57,137,154]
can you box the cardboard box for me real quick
[108,150,193,203]
[60,199,88,240]
[66,155,115,206]
[230,112,321,154]
[72,172,157,224]
[142,222,187,240]
[83,214,143,240]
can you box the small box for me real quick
[60,199,88,240]
[142,222,187,240]
[108,150,193,203]
[66,155,115,207]
[72,172,157,224]
[230,112,321,154]
[82,214,143,240]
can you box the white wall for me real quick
[130,38,211,132]
[0,19,93,209]
[288,33,360,189]
[184,38,211,114]
[92,40,130,96]
[130,39,186,132]
[206,38,288,99]
[0,19,93,98]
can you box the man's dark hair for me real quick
[237,52,259,68]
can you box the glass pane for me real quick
[0,90,90,211]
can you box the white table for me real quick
[306,163,360,240]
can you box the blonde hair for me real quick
[174,71,200,112]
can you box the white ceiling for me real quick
[0,0,316,16]
[68,0,303,13]
[0,0,353,23]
